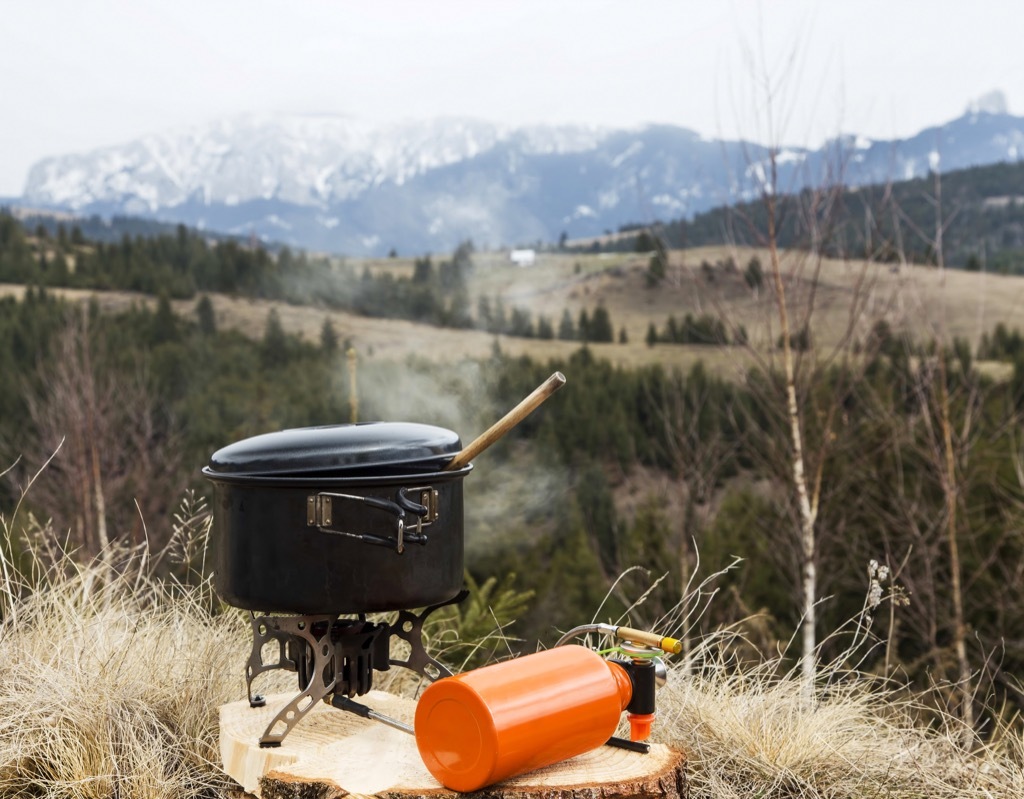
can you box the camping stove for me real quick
[243,591,467,747]
[203,376,604,782]
[200,421,479,747]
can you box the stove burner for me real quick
[245,590,468,746]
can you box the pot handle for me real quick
[307,491,428,554]
[396,486,430,517]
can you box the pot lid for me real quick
[205,422,462,476]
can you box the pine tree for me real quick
[152,292,178,344]
[577,309,591,342]
[320,317,339,352]
[477,295,493,330]
[646,234,668,285]
[453,239,475,273]
[745,256,764,294]
[261,308,289,367]
[49,252,70,284]
[195,295,216,336]
[413,255,434,284]
[446,284,474,329]
[490,297,507,335]
[508,307,534,338]
[590,305,614,342]
[558,309,576,341]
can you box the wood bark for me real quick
[220,692,686,799]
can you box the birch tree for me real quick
[722,34,884,696]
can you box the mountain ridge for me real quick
[20,110,1024,256]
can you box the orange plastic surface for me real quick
[414,645,632,792]
[628,712,655,742]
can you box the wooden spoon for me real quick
[444,372,566,471]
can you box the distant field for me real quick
[354,246,1024,339]
[337,246,1024,371]
[5,245,1024,378]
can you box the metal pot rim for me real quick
[200,463,472,487]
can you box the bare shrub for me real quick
[19,311,184,566]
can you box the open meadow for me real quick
[5,244,1024,379]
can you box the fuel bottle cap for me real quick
[628,712,655,742]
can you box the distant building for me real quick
[509,248,536,267]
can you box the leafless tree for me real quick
[709,31,891,697]
[889,165,976,735]
[20,310,184,569]
[652,363,744,672]
[843,157,1024,735]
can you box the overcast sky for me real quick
[3,0,1022,196]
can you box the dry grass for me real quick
[660,656,1024,797]
[0,479,254,799]
[2,467,1024,798]
[0,566,247,799]
[633,567,1024,799]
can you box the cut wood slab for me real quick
[220,691,687,799]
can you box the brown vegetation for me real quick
[6,242,1024,376]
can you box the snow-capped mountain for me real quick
[21,106,1024,256]
[25,115,607,213]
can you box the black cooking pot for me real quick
[202,422,471,615]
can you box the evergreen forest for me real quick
[0,214,614,344]
[598,160,1024,273]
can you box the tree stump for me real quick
[220,691,687,799]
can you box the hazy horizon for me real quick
[3,0,1023,196]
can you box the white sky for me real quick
[3,0,1023,196]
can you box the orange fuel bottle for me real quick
[414,644,633,792]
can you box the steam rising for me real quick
[354,358,489,432]
[464,452,567,558]
[340,354,569,554]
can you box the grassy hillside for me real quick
[7,243,1023,377]
[454,246,1024,356]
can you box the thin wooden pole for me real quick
[444,372,566,471]
[347,348,358,424]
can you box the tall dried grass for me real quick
[0,482,250,799]
[633,563,1024,799]
[657,654,1022,798]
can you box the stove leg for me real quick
[255,615,339,747]
[244,612,302,708]
[387,589,469,681]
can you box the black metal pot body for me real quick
[202,423,470,614]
